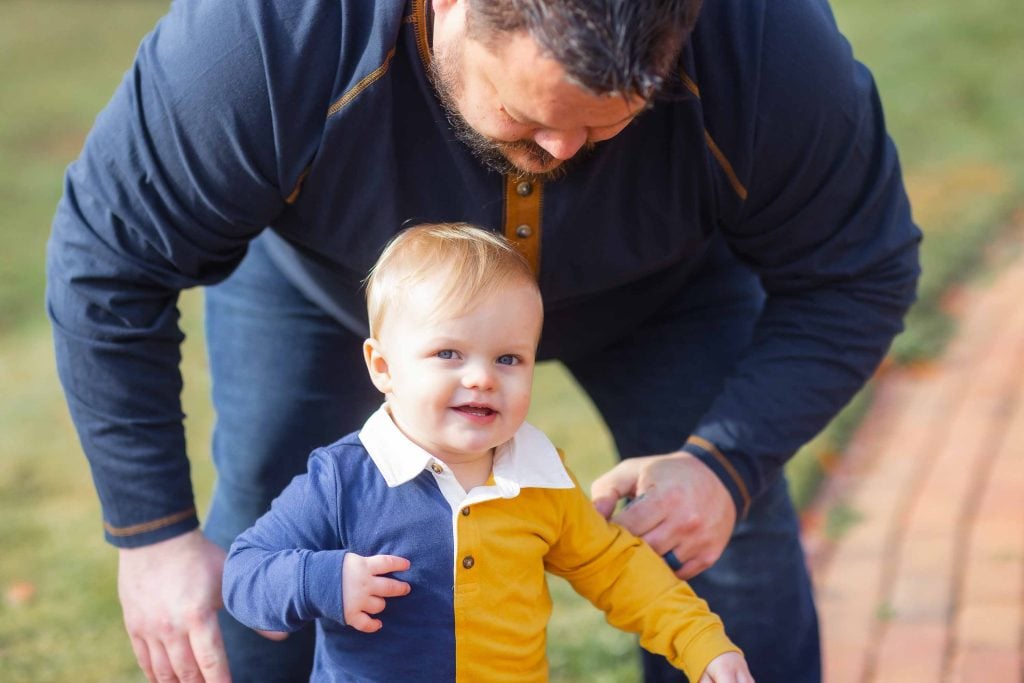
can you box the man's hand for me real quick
[118,529,230,683]
[591,451,736,579]
[699,652,755,682]
[341,553,411,632]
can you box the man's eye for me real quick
[437,350,456,360]
[496,354,519,366]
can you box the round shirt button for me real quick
[516,181,533,197]
[461,507,471,516]
[515,224,532,239]
[462,555,475,569]
[430,463,443,474]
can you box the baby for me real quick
[223,223,753,682]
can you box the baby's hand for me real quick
[342,553,411,632]
[698,651,754,683]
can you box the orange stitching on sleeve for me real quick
[679,70,701,98]
[678,69,748,202]
[103,508,197,537]
[285,166,311,205]
[686,436,752,518]
[703,130,749,201]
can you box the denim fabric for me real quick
[204,235,819,681]
[204,237,381,681]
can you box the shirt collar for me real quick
[358,404,574,491]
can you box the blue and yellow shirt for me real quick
[224,406,738,681]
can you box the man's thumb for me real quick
[590,465,634,519]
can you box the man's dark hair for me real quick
[466,0,702,98]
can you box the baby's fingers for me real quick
[364,554,411,576]
[347,611,383,633]
[372,575,411,599]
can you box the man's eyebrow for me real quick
[503,102,649,129]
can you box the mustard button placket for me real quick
[503,175,542,275]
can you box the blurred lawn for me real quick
[1,0,1022,680]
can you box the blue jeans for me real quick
[204,234,820,682]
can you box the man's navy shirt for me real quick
[46,0,921,545]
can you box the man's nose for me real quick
[532,127,588,160]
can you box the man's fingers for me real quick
[129,635,156,682]
[164,632,204,682]
[612,491,665,538]
[363,554,410,576]
[590,460,642,518]
[677,555,714,580]
[146,638,175,683]
[187,610,231,683]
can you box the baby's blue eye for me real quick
[437,350,456,360]
[496,354,518,366]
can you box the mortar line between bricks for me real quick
[813,339,978,682]
[862,373,974,679]
[863,260,1023,681]
[863,386,965,682]
[950,341,1024,678]
[941,260,1024,681]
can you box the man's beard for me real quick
[428,43,594,183]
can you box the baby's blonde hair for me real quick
[365,223,539,338]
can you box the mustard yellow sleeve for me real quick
[544,467,741,682]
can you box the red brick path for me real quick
[801,237,1024,682]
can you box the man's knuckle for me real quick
[178,666,204,683]
[680,511,702,530]
[181,606,209,629]
[153,668,178,683]
[195,649,224,673]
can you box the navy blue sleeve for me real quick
[685,0,921,515]
[223,451,348,631]
[45,0,340,546]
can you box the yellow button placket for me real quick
[503,175,543,276]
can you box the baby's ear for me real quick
[363,338,391,394]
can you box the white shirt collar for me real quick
[357,404,574,492]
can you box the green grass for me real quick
[2,0,1023,680]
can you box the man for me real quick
[47,0,920,682]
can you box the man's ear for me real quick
[431,0,466,42]
[363,338,391,394]
[432,0,462,15]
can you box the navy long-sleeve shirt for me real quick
[46,0,920,546]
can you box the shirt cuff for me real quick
[302,549,349,623]
[103,508,199,548]
[681,436,752,520]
